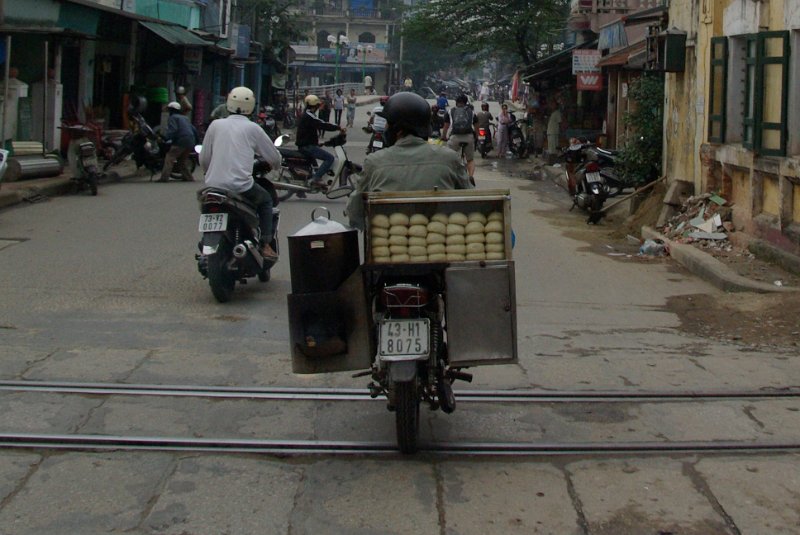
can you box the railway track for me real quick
[2,380,800,456]
[2,380,800,403]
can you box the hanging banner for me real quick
[183,48,202,75]
[572,49,601,74]
[576,72,603,91]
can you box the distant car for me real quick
[416,86,438,100]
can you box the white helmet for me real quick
[304,94,321,107]
[176,86,186,95]
[227,86,256,115]
[166,101,181,111]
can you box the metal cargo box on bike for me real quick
[287,209,373,374]
[363,189,517,367]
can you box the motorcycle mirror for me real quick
[274,135,289,147]
[194,144,203,154]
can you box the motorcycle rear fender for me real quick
[201,232,225,255]
[388,361,417,383]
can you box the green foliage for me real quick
[402,0,569,69]
[617,73,665,185]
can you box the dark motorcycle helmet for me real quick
[377,92,431,146]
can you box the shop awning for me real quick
[139,21,210,47]
[596,40,647,68]
[523,39,598,81]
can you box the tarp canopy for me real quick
[139,21,210,47]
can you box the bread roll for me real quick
[371,227,389,238]
[427,221,446,235]
[408,225,428,238]
[466,242,485,254]
[374,256,392,263]
[389,225,408,236]
[485,243,505,253]
[431,213,449,224]
[389,212,410,226]
[448,212,468,226]
[465,233,485,244]
[468,212,487,224]
[446,223,465,236]
[408,236,427,247]
[389,245,408,255]
[428,253,447,262]
[409,255,428,262]
[426,232,445,245]
[388,235,408,246]
[371,214,390,229]
[486,252,505,260]
[465,221,485,235]
[426,243,446,255]
[484,220,504,233]
[466,252,487,260]
[445,244,466,255]
[410,214,429,226]
[391,254,410,262]
[408,245,427,257]
[372,237,389,247]
[485,232,504,244]
[445,234,465,245]
[446,253,466,261]
[372,246,390,258]
[487,211,503,222]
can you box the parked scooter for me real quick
[195,148,280,302]
[271,133,360,201]
[567,140,627,224]
[62,123,101,195]
[506,113,527,159]
[257,106,281,141]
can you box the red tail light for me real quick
[478,128,487,136]
[381,284,430,318]
[206,205,221,213]
[586,162,600,172]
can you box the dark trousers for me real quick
[241,182,274,244]
[334,109,343,126]
[299,145,335,181]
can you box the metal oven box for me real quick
[444,261,517,366]
[288,216,360,294]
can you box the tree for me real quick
[617,73,665,185]
[236,0,303,64]
[402,0,569,68]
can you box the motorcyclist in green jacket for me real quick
[346,92,473,229]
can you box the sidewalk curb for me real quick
[642,226,797,293]
[0,178,74,209]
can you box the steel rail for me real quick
[1,380,800,403]
[1,433,800,456]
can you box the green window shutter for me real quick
[743,34,758,150]
[756,31,789,157]
[708,36,727,143]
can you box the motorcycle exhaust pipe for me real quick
[243,240,264,269]
[232,244,248,259]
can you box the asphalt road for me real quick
[0,104,799,534]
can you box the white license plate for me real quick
[586,171,602,183]
[198,213,228,232]
[478,135,486,141]
[379,319,429,358]
[373,140,383,148]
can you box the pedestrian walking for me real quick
[333,88,345,126]
[318,90,332,138]
[346,88,357,127]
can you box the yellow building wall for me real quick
[762,174,781,216]
[793,182,800,222]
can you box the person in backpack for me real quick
[442,93,478,179]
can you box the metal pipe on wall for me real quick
[1,35,11,145]
[43,41,48,153]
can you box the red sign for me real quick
[576,73,603,91]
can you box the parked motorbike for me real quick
[62,123,100,195]
[506,113,527,159]
[568,141,626,224]
[195,149,280,302]
[476,123,495,158]
[271,133,360,201]
[103,111,197,180]
[257,106,281,141]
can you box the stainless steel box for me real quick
[444,261,517,366]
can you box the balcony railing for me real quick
[570,0,666,15]
[286,6,398,19]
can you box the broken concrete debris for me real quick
[660,192,734,250]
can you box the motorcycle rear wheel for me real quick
[207,248,236,303]
[88,173,99,196]
[587,195,604,224]
[395,380,420,454]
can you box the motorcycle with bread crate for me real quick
[287,189,517,453]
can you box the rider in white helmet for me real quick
[199,87,282,259]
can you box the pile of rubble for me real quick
[659,192,735,249]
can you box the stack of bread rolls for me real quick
[370,210,505,263]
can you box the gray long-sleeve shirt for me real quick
[200,114,282,193]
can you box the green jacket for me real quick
[346,135,473,229]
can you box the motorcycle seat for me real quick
[198,187,251,206]
[595,147,618,157]
[278,147,309,160]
